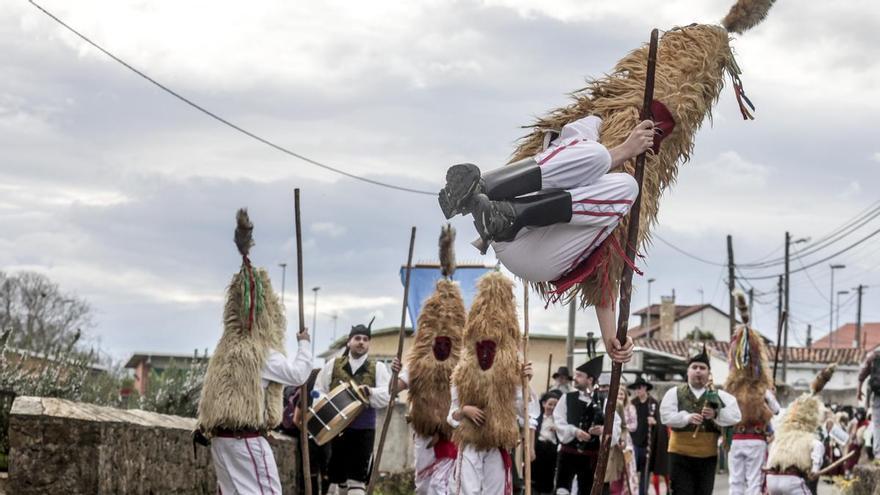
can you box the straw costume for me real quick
[765,365,836,494]
[438,0,774,308]
[447,271,537,495]
[398,225,467,495]
[724,289,780,495]
[196,209,313,495]
[659,345,741,495]
[315,317,392,495]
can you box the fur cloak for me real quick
[197,210,287,434]
[451,271,521,450]
[516,0,776,307]
[766,364,835,473]
[724,289,774,428]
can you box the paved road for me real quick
[641,473,840,494]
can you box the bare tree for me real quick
[0,271,92,351]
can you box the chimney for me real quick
[658,295,676,340]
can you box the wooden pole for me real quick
[545,353,553,393]
[366,227,417,495]
[522,284,532,495]
[591,28,659,495]
[642,401,656,491]
[294,188,312,495]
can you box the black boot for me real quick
[438,158,542,219]
[471,189,572,243]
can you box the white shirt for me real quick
[659,384,742,428]
[765,389,781,415]
[809,439,825,473]
[446,384,538,431]
[315,353,392,409]
[538,415,557,443]
[260,344,312,388]
[552,390,621,445]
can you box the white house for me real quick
[628,296,734,342]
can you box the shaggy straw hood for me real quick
[406,225,467,438]
[724,289,774,427]
[197,209,287,434]
[517,0,776,307]
[451,271,522,450]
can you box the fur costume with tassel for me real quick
[197,209,287,434]
[518,0,775,307]
[766,364,836,473]
[724,289,774,429]
[451,271,521,451]
[406,225,467,439]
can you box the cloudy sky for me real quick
[2,0,878,362]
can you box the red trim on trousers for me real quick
[245,438,266,495]
[572,198,633,205]
[538,139,581,165]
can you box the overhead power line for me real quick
[737,227,880,281]
[28,0,436,196]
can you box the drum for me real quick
[306,380,368,445]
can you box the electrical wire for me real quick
[28,0,436,196]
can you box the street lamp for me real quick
[646,278,656,337]
[278,263,287,305]
[311,287,321,356]
[829,264,846,348]
[836,290,849,344]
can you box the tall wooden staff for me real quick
[642,401,656,490]
[366,227,417,495]
[294,188,312,495]
[522,285,532,495]
[591,28,659,495]
[545,353,553,392]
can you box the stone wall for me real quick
[8,396,297,494]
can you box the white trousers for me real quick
[414,434,454,495]
[492,116,638,283]
[728,439,767,495]
[765,474,812,495]
[452,445,509,495]
[211,436,281,495]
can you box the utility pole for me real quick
[806,324,812,348]
[776,275,783,348]
[855,285,865,348]
[646,278,656,336]
[566,302,576,370]
[748,288,754,320]
[727,235,735,339]
[783,232,790,382]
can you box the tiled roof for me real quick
[633,339,865,366]
[811,323,880,350]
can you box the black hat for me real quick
[627,375,654,391]
[349,316,376,339]
[575,355,604,380]
[687,343,711,368]
[552,366,572,380]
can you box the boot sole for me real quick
[439,163,481,219]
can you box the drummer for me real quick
[315,318,392,495]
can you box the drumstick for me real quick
[522,284,532,495]
[294,188,312,495]
[366,227,416,495]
